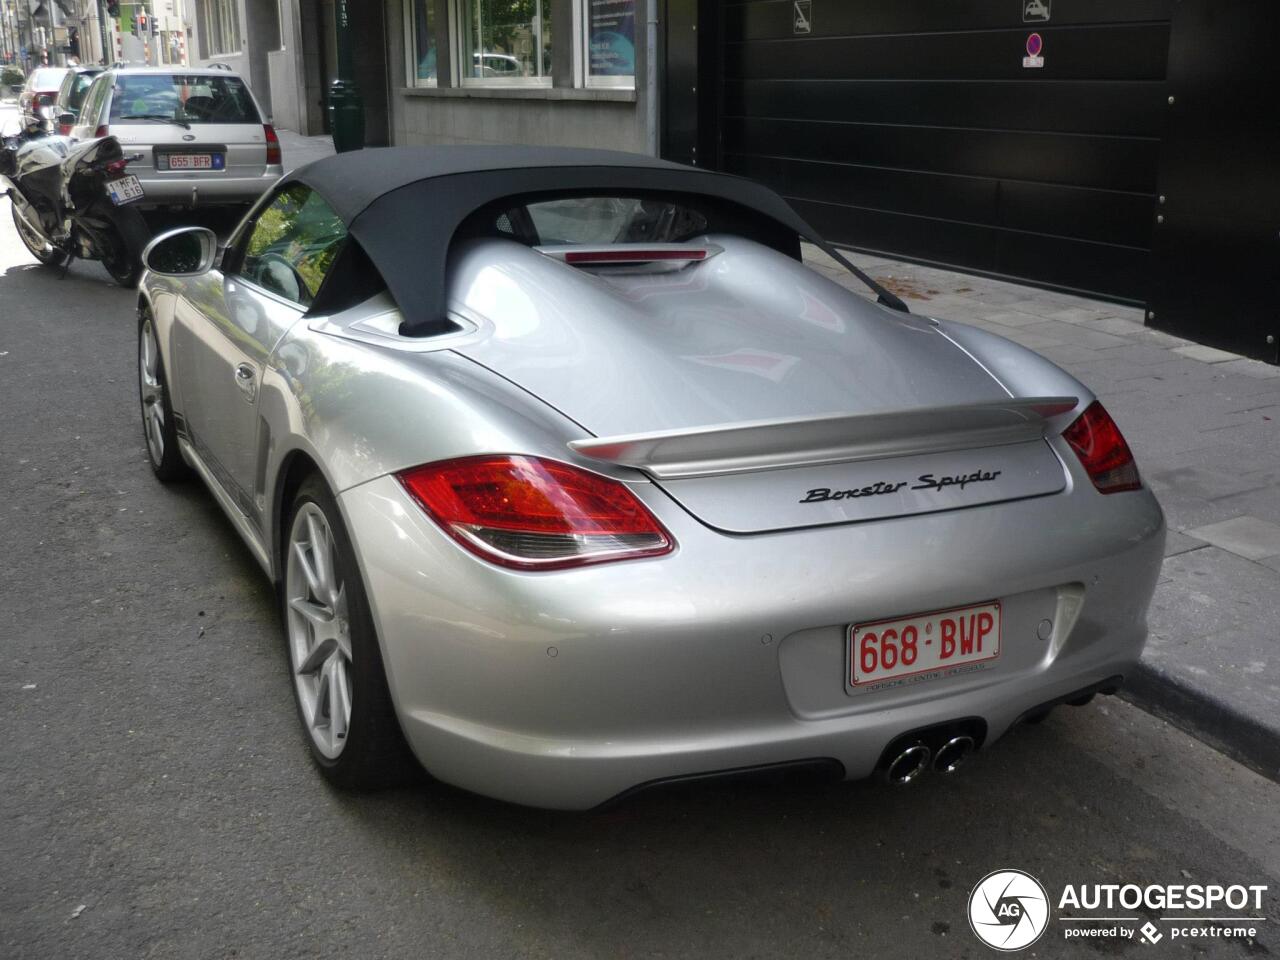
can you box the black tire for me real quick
[94,201,150,287]
[10,201,68,267]
[137,306,189,482]
[282,474,415,789]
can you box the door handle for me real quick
[234,362,257,402]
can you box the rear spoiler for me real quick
[569,397,1080,479]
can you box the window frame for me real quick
[456,0,553,88]
[404,0,440,88]
[581,0,636,89]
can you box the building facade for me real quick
[189,0,1276,364]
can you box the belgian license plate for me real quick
[165,153,223,170]
[106,175,144,205]
[849,601,1001,689]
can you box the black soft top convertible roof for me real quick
[282,146,905,335]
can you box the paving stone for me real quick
[1164,531,1209,557]
[1185,516,1280,560]
[1079,316,1148,337]
[1215,359,1280,379]
[981,310,1047,328]
[1174,344,1242,364]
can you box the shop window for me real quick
[460,0,552,84]
[584,0,635,87]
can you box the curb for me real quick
[1121,661,1280,785]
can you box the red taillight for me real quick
[105,158,128,176]
[264,124,282,165]
[1062,401,1141,494]
[94,124,109,138]
[397,455,674,570]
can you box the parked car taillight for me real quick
[264,123,281,165]
[1062,401,1141,494]
[397,455,674,570]
[94,124,109,138]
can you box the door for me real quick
[174,183,348,522]
[713,0,1173,302]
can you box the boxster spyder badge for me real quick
[134,146,1164,808]
[802,467,1004,502]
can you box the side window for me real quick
[80,77,108,127]
[237,184,347,308]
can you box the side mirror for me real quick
[142,226,219,277]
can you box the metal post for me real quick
[95,0,109,64]
[327,0,364,152]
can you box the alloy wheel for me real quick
[138,317,166,466]
[286,503,353,760]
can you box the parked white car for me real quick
[68,66,282,209]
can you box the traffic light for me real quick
[138,12,147,31]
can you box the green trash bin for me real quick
[328,79,365,154]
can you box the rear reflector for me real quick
[264,124,282,165]
[1062,401,1141,494]
[397,455,674,570]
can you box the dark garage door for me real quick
[717,0,1173,302]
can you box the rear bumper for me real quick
[340,471,1165,810]
[131,167,281,207]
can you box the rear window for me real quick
[31,69,66,91]
[493,197,710,246]
[109,73,261,125]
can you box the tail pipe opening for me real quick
[885,744,932,785]
[933,735,976,774]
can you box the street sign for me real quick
[793,0,811,35]
[1023,32,1044,68]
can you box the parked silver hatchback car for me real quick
[70,66,282,209]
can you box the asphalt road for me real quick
[2,104,1279,960]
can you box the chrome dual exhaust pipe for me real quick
[884,734,976,784]
[885,743,932,785]
[932,735,975,774]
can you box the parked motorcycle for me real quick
[0,116,150,286]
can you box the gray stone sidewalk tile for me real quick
[983,310,1048,328]
[1174,344,1241,364]
[1164,531,1209,557]
[1019,321,1130,350]
[1185,516,1280,560]
[1215,359,1280,379]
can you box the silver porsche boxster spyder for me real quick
[136,147,1165,809]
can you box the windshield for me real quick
[109,73,260,125]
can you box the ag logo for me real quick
[968,869,1050,951]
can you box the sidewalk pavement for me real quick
[270,128,1279,781]
[277,128,336,175]
[805,246,1280,782]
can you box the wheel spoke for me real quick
[328,653,350,744]
[305,511,335,602]
[296,636,334,676]
[290,595,337,639]
[292,538,323,598]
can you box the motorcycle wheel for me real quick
[10,201,69,268]
[93,200,150,288]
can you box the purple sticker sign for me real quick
[1026,33,1043,57]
